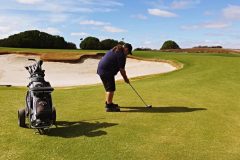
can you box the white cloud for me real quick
[79,19,126,33]
[76,0,123,7]
[148,9,177,17]
[0,15,33,39]
[203,22,231,29]
[0,1,122,47]
[0,28,20,39]
[71,32,88,36]
[171,0,200,9]
[135,37,164,49]
[49,14,68,23]
[79,20,110,26]
[16,0,44,4]
[144,41,152,45]
[205,33,226,37]
[103,26,126,33]
[148,0,200,10]
[131,14,147,20]
[181,22,231,30]
[0,15,61,39]
[14,0,122,13]
[139,40,152,48]
[223,5,240,20]
[40,27,61,35]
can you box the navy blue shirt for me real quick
[97,50,126,76]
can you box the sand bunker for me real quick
[0,54,176,87]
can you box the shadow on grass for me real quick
[48,121,118,138]
[120,106,207,113]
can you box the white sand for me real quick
[0,54,176,87]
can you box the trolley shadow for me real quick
[48,121,118,138]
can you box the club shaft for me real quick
[129,83,148,106]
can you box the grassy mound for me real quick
[0,51,240,160]
[0,47,105,62]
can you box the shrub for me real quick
[161,40,180,50]
[100,39,119,50]
[134,48,152,51]
[66,42,77,49]
[193,46,223,49]
[80,37,101,50]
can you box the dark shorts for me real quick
[100,75,116,92]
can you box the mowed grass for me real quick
[0,51,240,160]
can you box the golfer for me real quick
[97,43,133,112]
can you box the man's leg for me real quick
[106,92,114,104]
[100,75,120,112]
[105,91,119,112]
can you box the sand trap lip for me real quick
[0,54,177,87]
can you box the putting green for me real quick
[0,51,240,160]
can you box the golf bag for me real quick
[18,59,56,130]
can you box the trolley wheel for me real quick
[52,107,56,125]
[18,108,26,127]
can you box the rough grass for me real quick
[160,48,240,54]
[0,47,105,61]
[0,47,105,53]
[0,51,240,160]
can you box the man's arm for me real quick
[120,68,130,83]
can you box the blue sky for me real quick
[0,0,240,49]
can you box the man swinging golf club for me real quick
[97,43,132,112]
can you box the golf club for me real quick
[28,58,37,61]
[129,83,152,108]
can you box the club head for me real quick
[147,105,152,108]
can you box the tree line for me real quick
[79,37,125,50]
[0,30,184,50]
[0,30,76,49]
[0,30,127,50]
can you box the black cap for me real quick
[124,43,133,55]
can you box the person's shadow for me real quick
[120,106,207,113]
[48,121,118,138]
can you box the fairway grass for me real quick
[0,51,240,160]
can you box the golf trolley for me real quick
[18,59,56,134]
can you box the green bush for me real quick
[80,37,101,50]
[161,40,180,50]
[66,42,77,49]
[0,30,76,49]
[134,48,152,51]
[80,37,127,50]
[100,39,118,50]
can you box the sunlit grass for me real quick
[0,51,240,160]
